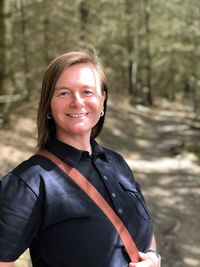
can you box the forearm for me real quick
[146,235,161,266]
[0,262,14,267]
[148,234,157,250]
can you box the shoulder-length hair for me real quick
[37,48,108,149]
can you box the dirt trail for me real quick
[1,98,200,267]
[100,98,200,267]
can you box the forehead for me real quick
[55,63,101,88]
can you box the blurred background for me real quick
[0,0,200,266]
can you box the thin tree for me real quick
[121,0,140,99]
[19,0,29,99]
[79,0,89,42]
[0,0,5,96]
[143,0,153,105]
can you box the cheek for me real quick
[92,94,105,109]
[90,98,104,112]
[50,98,63,113]
[50,97,55,110]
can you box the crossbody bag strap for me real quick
[37,149,140,263]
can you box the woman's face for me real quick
[50,63,105,143]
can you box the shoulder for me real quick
[1,154,52,197]
[93,140,128,168]
[100,146,138,183]
[102,146,130,169]
[12,154,47,176]
[100,146,144,191]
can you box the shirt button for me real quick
[103,176,108,180]
[111,193,116,198]
[118,208,123,214]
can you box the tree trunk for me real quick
[19,0,29,99]
[0,0,5,96]
[144,0,153,105]
[125,0,134,96]
[79,0,89,42]
[124,0,141,99]
[42,0,50,64]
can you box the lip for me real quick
[66,113,89,118]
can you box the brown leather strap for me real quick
[37,149,140,263]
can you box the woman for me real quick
[0,48,160,267]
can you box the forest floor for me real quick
[1,96,200,267]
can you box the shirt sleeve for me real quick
[0,173,42,261]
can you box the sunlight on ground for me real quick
[126,156,200,173]
[182,245,200,256]
[1,145,33,163]
[136,139,152,148]
[183,258,199,266]
[181,245,200,266]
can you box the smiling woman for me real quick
[0,47,159,267]
[50,63,105,151]
[36,48,108,151]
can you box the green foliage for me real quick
[1,0,200,123]
[184,144,200,162]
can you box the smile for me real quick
[66,113,88,118]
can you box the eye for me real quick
[60,91,69,96]
[82,89,95,96]
[57,90,70,97]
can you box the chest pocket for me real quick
[119,180,151,220]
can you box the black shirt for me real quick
[0,138,153,267]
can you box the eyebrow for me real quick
[55,86,70,91]
[55,85,96,90]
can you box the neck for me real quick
[56,133,92,153]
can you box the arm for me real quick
[145,235,160,266]
[0,173,41,264]
[0,262,14,267]
[148,234,157,250]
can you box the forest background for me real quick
[1,0,200,267]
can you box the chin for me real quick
[69,128,91,136]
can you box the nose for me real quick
[70,92,84,108]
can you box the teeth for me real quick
[68,113,87,118]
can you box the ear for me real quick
[102,90,106,100]
[101,92,106,108]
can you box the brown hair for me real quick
[37,48,108,149]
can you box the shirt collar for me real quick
[45,138,109,167]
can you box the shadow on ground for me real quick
[98,99,200,267]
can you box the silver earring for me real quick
[100,110,104,117]
[47,112,53,119]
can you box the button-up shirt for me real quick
[0,138,153,267]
